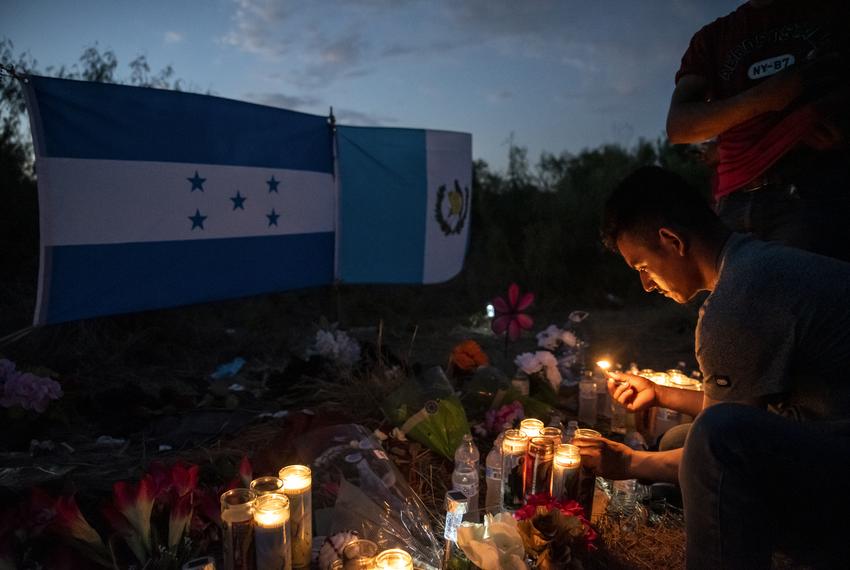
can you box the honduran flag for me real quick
[24,76,335,325]
[22,76,472,325]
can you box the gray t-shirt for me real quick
[696,233,850,421]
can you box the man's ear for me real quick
[658,227,687,256]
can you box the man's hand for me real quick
[573,435,633,480]
[607,371,658,412]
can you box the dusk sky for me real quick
[1,0,740,171]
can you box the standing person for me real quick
[576,166,850,569]
[667,0,850,261]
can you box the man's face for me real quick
[616,230,702,304]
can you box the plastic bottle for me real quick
[564,420,578,443]
[453,434,480,522]
[484,425,510,514]
[609,424,647,517]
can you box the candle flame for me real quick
[596,359,611,370]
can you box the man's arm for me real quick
[666,73,802,144]
[629,448,682,484]
[573,438,683,484]
[654,383,704,417]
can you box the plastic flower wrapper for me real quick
[457,513,528,569]
[296,424,442,569]
[381,366,470,459]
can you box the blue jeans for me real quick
[715,151,850,262]
[680,404,850,569]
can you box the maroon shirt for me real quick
[676,0,848,197]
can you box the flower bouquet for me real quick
[515,494,597,569]
[456,494,596,570]
[295,423,443,569]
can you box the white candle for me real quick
[221,489,256,570]
[253,493,291,570]
[552,444,581,501]
[279,465,312,569]
[519,418,544,438]
[373,548,413,570]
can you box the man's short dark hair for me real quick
[601,165,718,251]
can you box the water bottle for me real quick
[564,420,578,443]
[484,427,509,514]
[453,434,480,522]
[578,373,597,426]
[609,430,647,517]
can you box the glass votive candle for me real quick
[572,428,602,520]
[279,465,312,569]
[342,538,379,570]
[519,418,544,438]
[501,429,529,511]
[373,548,413,570]
[523,436,555,498]
[552,444,581,501]
[220,488,257,570]
[250,476,284,496]
[540,426,563,444]
[253,492,291,570]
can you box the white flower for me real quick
[457,512,528,570]
[515,351,562,391]
[514,352,543,375]
[535,324,563,351]
[311,329,361,367]
[559,329,578,347]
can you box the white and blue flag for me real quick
[337,126,471,284]
[22,76,471,325]
[24,76,335,325]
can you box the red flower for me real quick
[492,283,534,341]
[112,475,155,555]
[52,495,112,566]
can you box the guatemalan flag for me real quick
[337,126,472,285]
[22,76,472,325]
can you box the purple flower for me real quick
[0,371,63,413]
[0,358,17,381]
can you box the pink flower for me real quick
[491,283,534,341]
[485,401,525,434]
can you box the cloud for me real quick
[486,90,513,104]
[163,31,184,45]
[243,92,322,111]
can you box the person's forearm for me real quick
[655,384,704,417]
[667,83,783,143]
[628,448,681,484]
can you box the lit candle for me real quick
[342,538,378,570]
[221,488,256,570]
[519,418,544,438]
[552,444,581,501]
[253,492,291,570]
[523,436,554,499]
[279,465,312,569]
[373,548,413,570]
[573,428,602,519]
[501,429,529,511]
[540,426,563,444]
[251,476,284,496]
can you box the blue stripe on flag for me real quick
[27,76,333,173]
[337,126,427,283]
[39,233,334,324]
